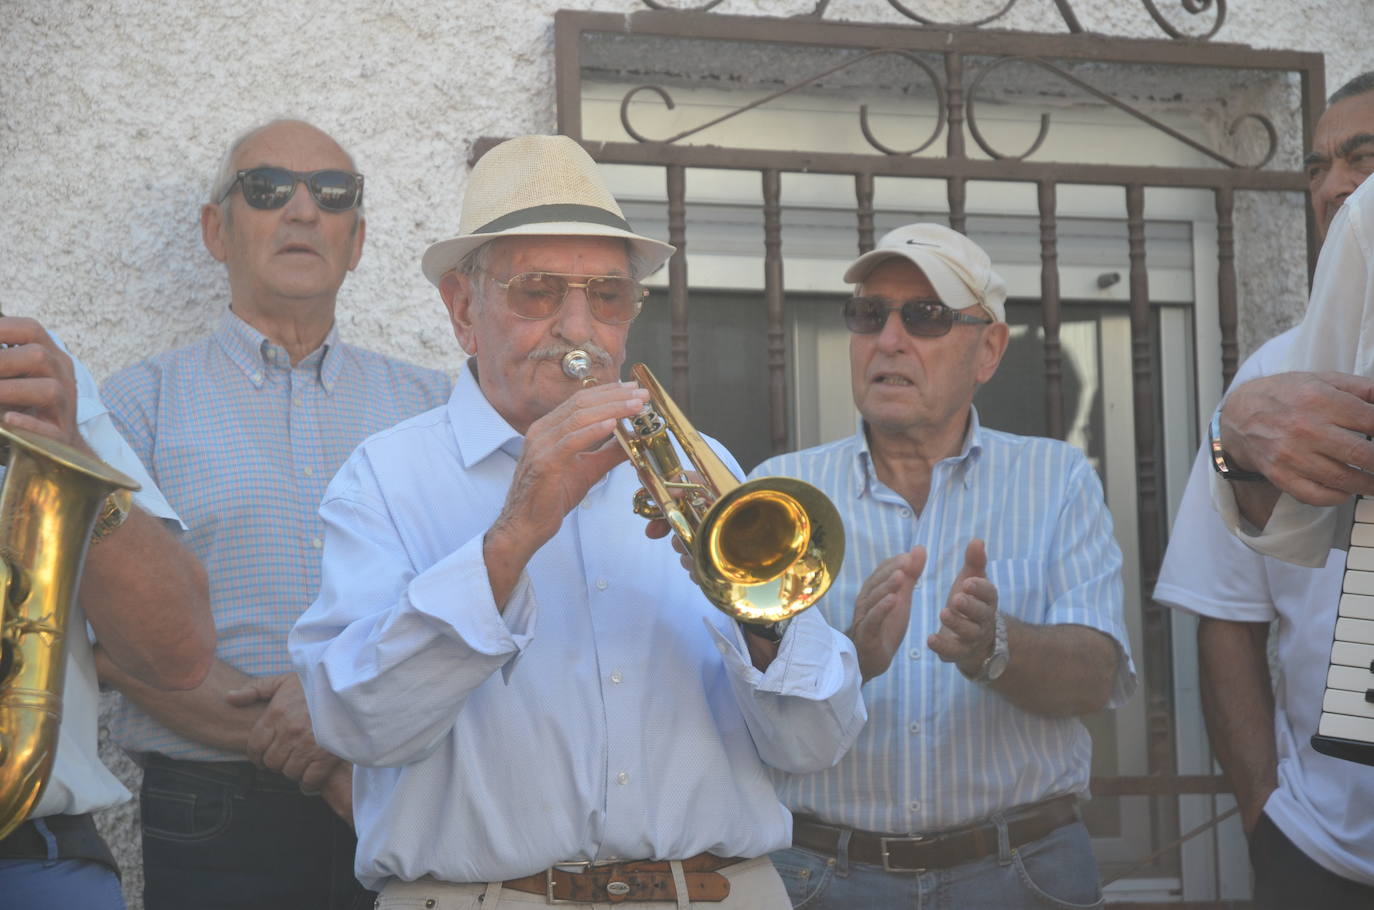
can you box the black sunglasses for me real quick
[220,167,364,213]
[843,296,993,338]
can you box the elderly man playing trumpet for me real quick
[289,135,865,909]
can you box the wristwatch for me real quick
[1208,407,1263,482]
[971,612,1009,683]
[745,618,790,643]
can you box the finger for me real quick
[937,605,982,643]
[225,677,281,707]
[926,630,963,662]
[0,377,65,412]
[1315,371,1374,409]
[298,755,339,792]
[953,578,998,614]
[644,517,672,539]
[905,546,929,585]
[0,411,64,441]
[244,719,275,767]
[0,317,57,351]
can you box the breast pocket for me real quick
[984,558,1046,623]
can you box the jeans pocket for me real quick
[771,847,836,909]
[141,782,232,843]
[1010,824,1104,909]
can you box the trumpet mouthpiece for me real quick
[562,350,593,381]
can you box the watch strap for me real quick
[1208,407,1264,482]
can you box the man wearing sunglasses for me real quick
[754,223,1135,909]
[94,119,450,910]
[289,135,864,909]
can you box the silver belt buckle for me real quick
[546,861,591,904]
[879,835,928,873]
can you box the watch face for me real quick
[985,651,1010,681]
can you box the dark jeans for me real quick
[141,756,372,910]
[1249,812,1374,910]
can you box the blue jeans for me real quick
[0,857,125,909]
[140,756,371,910]
[772,819,1103,909]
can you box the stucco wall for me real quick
[1,1,1370,906]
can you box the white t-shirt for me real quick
[29,342,180,819]
[1156,327,1374,886]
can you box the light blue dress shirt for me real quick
[100,311,451,760]
[752,411,1136,836]
[289,362,866,888]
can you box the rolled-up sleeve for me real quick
[707,606,866,774]
[1046,456,1137,708]
[289,452,537,768]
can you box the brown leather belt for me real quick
[792,795,1080,873]
[503,852,741,903]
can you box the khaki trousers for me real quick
[374,856,789,910]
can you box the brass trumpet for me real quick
[562,351,843,625]
[0,425,139,840]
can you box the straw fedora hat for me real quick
[421,135,675,286]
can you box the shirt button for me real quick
[910,801,921,812]
[610,671,623,684]
[616,771,629,785]
[595,578,608,591]
[900,508,912,518]
[909,722,920,734]
[311,537,323,550]
[252,372,263,383]
[293,396,304,406]
[302,466,314,477]
[909,648,922,660]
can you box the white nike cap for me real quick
[842,223,1007,322]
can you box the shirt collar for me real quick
[851,406,987,498]
[213,308,343,391]
[449,359,525,468]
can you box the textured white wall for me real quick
[1,0,1369,906]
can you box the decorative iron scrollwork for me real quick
[619,49,946,155]
[965,56,1276,169]
[639,0,1228,42]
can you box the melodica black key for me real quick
[1313,495,1374,766]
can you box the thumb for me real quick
[956,538,987,583]
[225,674,285,707]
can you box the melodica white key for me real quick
[1313,496,1374,766]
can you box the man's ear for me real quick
[201,203,228,263]
[347,216,366,272]
[439,272,478,355]
[975,321,1010,385]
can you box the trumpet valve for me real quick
[628,408,665,437]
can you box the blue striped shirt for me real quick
[100,310,451,760]
[751,411,1136,835]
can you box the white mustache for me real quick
[528,344,612,366]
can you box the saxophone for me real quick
[0,424,138,840]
